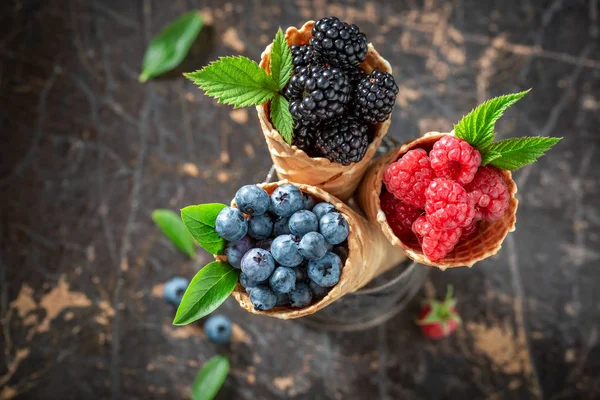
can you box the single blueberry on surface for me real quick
[248,214,273,240]
[269,266,296,294]
[163,277,189,307]
[288,210,319,237]
[241,248,275,282]
[310,280,328,300]
[215,207,248,242]
[271,234,303,267]
[273,217,291,236]
[312,202,336,220]
[240,272,259,290]
[332,245,349,264]
[319,212,349,245]
[235,185,270,216]
[307,252,342,287]
[225,235,254,268]
[204,314,232,344]
[298,232,328,260]
[275,291,290,306]
[302,193,315,210]
[270,184,304,217]
[290,282,313,308]
[256,238,273,251]
[249,285,277,311]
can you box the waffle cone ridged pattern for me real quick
[224,180,406,319]
[256,21,393,201]
[357,132,518,269]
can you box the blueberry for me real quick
[273,217,291,236]
[312,202,336,219]
[235,185,270,216]
[240,272,259,290]
[269,266,296,294]
[288,210,319,237]
[309,280,328,300]
[271,235,303,267]
[163,277,189,307]
[290,282,313,308]
[256,238,273,251]
[295,265,308,283]
[319,212,349,245]
[225,235,254,268]
[275,291,290,306]
[204,314,232,344]
[249,285,277,311]
[307,252,342,287]
[302,193,315,210]
[271,184,304,217]
[215,207,248,242]
[298,232,328,260]
[241,248,275,282]
[332,245,349,264]
[248,214,273,240]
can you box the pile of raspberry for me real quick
[381,135,510,261]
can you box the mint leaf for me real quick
[185,56,279,108]
[480,150,502,166]
[173,261,239,325]
[152,209,196,258]
[181,204,227,255]
[485,136,562,170]
[139,11,203,82]
[454,90,530,149]
[192,355,229,400]
[270,28,293,90]
[270,94,293,144]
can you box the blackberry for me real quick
[347,67,366,86]
[290,44,320,73]
[292,121,319,156]
[285,65,351,122]
[354,70,399,123]
[314,117,370,165]
[310,16,368,70]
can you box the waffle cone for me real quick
[255,21,393,201]
[357,132,518,269]
[224,180,406,319]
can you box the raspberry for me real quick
[310,16,368,70]
[412,216,461,261]
[383,149,435,209]
[465,166,510,221]
[314,116,370,165]
[353,70,399,123]
[429,136,481,185]
[425,178,475,230]
[459,221,479,242]
[380,191,423,237]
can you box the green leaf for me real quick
[485,136,562,171]
[173,261,239,325]
[181,204,228,255]
[152,209,196,258]
[139,11,204,82]
[480,150,502,166]
[454,90,530,149]
[184,56,279,108]
[270,94,293,144]
[192,355,229,400]
[269,28,293,90]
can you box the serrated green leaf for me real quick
[454,90,530,149]
[480,150,502,166]
[270,28,293,90]
[139,11,203,82]
[192,355,229,400]
[184,56,279,108]
[181,204,227,255]
[270,94,293,144]
[152,209,196,258]
[173,261,239,325]
[486,136,562,170]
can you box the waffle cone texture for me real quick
[357,132,519,270]
[256,21,393,201]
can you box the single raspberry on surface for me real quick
[380,191,423,237]
[412,216,462,261]
[459,221,479,242]
[383,149,435,208]
[465,166,510,221]
[429,136,481,185]
[425,178,475,230]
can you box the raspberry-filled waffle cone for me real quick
[256,21,393,201]
[357,132,519,269]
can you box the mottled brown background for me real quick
[1,0,599,399]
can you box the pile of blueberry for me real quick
[216,183,350,311]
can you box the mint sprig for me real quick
[484,137,562,170]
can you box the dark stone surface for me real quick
[1,0,599,399]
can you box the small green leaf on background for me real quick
[181,204,228,255]
[484,136,562,170]
[173,261,239,325]
[192,355,230,400]
[270,28,293,90]
[270,94,293,144]
[184,56,279,108]
[152,209,196,258]
[139,11,204,83]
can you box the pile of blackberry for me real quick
[283,17,399,166]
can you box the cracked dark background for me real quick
[1,0,599,399]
